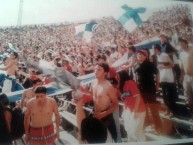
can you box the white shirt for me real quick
[157,52,174,83]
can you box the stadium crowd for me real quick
[0,3,193,144]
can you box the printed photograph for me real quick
[0,0,193,144]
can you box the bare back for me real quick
[21,89,35,109]
[7,60,18,76]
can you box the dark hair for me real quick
[118,70,132,93]
[11,52,19,59]
[35,86,47,94]
[81,116,107,143]
[128,46,136,52]
[105,50,111,56]
[178,37,188,45]
[0,93,9,106]
[55,58,60,62]
[0,94,12,142]
[107,77,118,85]
[89,51,93,57]
[0,102,11,143]
[97,49,102,53]
[31,79,42,85]
[97,62,110,73]
[36,70,42,75]
[101,54,106,61]
[111,47,115,53]
[3,57,8,63]
[95,55,101,61]
[153,44,161,52]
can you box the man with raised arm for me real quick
[74,62,118,142]
[0,52,19,93]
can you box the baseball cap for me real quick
[136,50,148,58]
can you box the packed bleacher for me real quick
[0,3,193,145]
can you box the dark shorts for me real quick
[141,92,157,104]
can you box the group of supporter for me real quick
[0,3,193,144]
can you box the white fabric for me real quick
[110,51,119,60]
[2,75,16,94]
[2,79,12,93]
[183,75,193,104]
[113,109,122,142]
[157,52,174,83]
[106,130,113,143]
[106,56,115,67]
[179,49,193,75]
[122,109,146,142]
[112,53,128,71]
[39,59,56,70]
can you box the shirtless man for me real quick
[20,79,43,111]
[24,86,60,145]
[92,63,118,120]
[0,52,18,93]
[74,62,118,142]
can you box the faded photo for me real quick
[0,0,193,145]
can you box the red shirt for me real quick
[30,74,38,80]
[107,67,117,78]
[43,76,52,85]
[63,64,72,73]
[122,80,146,112]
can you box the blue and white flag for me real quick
[75,22,98,42]
[0,53,9,59]
[134,37,160,50]
[118,5,147,32]
[112,53,128,71]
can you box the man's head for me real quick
[32,79,43,87]
[3,57,9,65]
[178,37,188,51]
[81,116,107,144]
[152,44,161,55]
[10,52,19,60]
[0,93,9,106]
[34,86,47,103]
[159,34,168,44]
[127,46,136,54]
[105,50,111,57]
[96,55,106,63]
[95,62,109,79]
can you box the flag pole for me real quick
[17,0,24,27]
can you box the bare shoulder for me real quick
[105,80,113,90]
[47,97,55,101]
[92,80,98,87]
[92,80,98,85]
[47,97,56,104]
[23,88,30,94]
[27,98,36,106]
